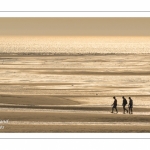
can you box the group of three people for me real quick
[111,96,133,114]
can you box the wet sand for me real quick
[0,53,150,132]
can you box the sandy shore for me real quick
[0,53,150,132]
[1,108,150,132]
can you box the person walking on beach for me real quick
[122,96,128,114]
[111,96,118,113]
[128,97,133,114]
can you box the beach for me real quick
[0,38,150,132]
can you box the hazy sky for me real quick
[0,18,150,36]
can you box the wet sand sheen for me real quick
[0,53,150,132]
[6,121,150,126]
[1,110,150,132]
[3,124,150,133]
[1,111,150,123]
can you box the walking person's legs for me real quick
[111,106,118,113]
[123,105,125,114]
[125,106,128,113]
[111,106,114,113]
[114,107,118,113]
[123,105,128,113]
[129,107,131,114]
[116,107,118,113]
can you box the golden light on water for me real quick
[0,36,150,54]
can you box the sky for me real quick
[0,18,150,36]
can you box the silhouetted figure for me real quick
[111,96,118,113]
[128,97,133,114]
[122,96,128,114]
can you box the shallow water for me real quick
[0,54,150,106]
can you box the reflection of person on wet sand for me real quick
[128,97,133,114]
[122,96,128,114]
[111,96,118,114]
